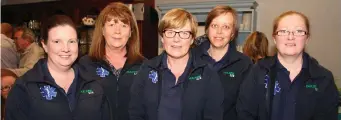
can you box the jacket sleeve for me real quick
[5,81,30,120]
[203,69,224,120]
[129,65,146,120]
[312,72,339,120]
[236,66,259,120]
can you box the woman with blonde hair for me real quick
[79,2,145,120]
[130,8,223,120]
[242,31,269,63]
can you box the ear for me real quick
[41,40,48,53]
[102,28,105,36]
[161,37,164,44]
[305,35,310,45]
[272,35,277,45]
[190,37,194,45]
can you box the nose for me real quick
[114,25,121,34]
[216,27,223,34]
[288,32,295,40]
[62,42,70,52]
[173,33,181,43]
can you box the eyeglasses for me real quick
[1,85,12,92]
[163,30,192,39]
[276,30,308,36]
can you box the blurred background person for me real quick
[237,11,339,120]
[6,27,44,77]
[242,31,269,63]
[1,23,19,69]
[1,69,17,120]
[79,2,145,120]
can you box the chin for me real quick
[212,42,227,49]
[167,52,188,59]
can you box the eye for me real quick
[222,25,230,29]
[296,30,304,33]
[182,31,190,35]
[69,39,78,43]
[278,30,287,33]
[211,24,218,28]
[108,23,114,27]
[52,40,59,43]
[122,24,128,28]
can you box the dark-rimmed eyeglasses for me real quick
[276,30,308,36]
[163,30,192,39]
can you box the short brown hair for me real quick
[272,11,310,36]
[41,15,76,45]
[243,31,269,63]
[205,6,238,34]
[89,2,143,64]
[1,69,17,79]
[158,8,198,38]
[14,27,35,43]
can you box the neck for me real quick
[167,53,189,70]
[47,60,73,75]
[208,44,229,61]
[105,45,127,58]
[277,52,303,71]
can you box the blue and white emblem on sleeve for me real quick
[149,70,158,84]
[40,85,57,100]
[96,67,109,78]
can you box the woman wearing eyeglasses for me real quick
[129,8,224,120]
[237,11,339,120]
[192,6,252,120]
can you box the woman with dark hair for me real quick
[193,5,252,120]
[78,2,145,120]
[5,15,110,120]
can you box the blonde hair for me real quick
[158,8,198,38]
[89,2,144,64]
[243,31,269,63]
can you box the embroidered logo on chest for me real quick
[96,67,109,78]
[40,85,57,100]
[189,75,202,81]
[126,70,138,75]
[80,89,94,94]
[223,71,235,78]
[264,75,281,95]
[149,70,158,83]
[305,84,318,91]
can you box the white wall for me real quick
[156,0,341,87]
